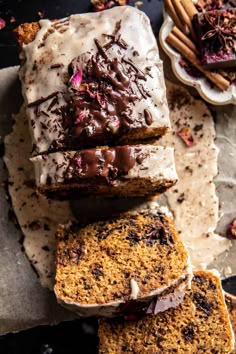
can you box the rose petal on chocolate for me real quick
[0,18,6,30]
[227,218,236,239]
[177,127,195,147]
[75,156,82,167]
[74,109,87,125]
[69,71,83,91]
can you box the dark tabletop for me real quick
[0,0,163,69]
[0,1,163,353]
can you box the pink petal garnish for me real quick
[227,218,236,240]
[10,16,16,23]
[177,127,195,147]
[69,71,83,91]
[0,18,6,30]
[74,110,87,125]
[75,156,82,167]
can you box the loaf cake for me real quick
[225,293,236,353]
[98,270,234,353]
[15,6,170,155]
[55,207,192,317]
[31,144,178,198]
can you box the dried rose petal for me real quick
[69,71,83,91]
[10,16,16,23]
[74,110,87,125]
[177,127,195,146]
[107,119,120,134]
[0,18,6,30]
[227,218,236,239]
[75,156,82,167]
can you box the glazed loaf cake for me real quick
[99,270,234,353]
[55,207,192,317]
[15,6,170,155]
[31,145,178,198]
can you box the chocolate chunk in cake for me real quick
[99,270,234,353]
[54,207,192,317]
[31,144,178,199]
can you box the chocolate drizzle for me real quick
[64,146,138,184]
[63,21,152,144]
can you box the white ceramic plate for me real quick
[159,10,236,105]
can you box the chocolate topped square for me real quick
[193,7,236,69]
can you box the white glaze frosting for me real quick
[30,145,178,187]
[19,6,170,155]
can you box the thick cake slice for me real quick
[15,6,170,155]
[55,207,192,317]
[99,270,234,353]
[31,145,178,198]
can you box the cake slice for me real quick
[99,270,234,353]
[55,207,192,317]
[31,144,178,198]
[15,6,170,155]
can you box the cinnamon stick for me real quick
[172,26,199,55]
[180,0,198,19]
[166,32,230,91]
[172,0,197,39]
[164,0,186,32]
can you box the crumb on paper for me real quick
[224,266,233,278]
[10,16,16,23]
[177,127,195,147]
[37,11,45,19]
[135,1,144,7]
[227,218,236,240]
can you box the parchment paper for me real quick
[0,67,75,335]
[1,66,236,335]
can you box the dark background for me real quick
[0,0,163,68]
[0,1,163,353]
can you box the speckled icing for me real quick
[19,6,170,155]
[31,145,178,188]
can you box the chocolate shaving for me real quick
[28,91,60,108]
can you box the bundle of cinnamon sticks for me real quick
[164,0,230,91]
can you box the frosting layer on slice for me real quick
[31,145,178,198]
[18,6,170,155]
